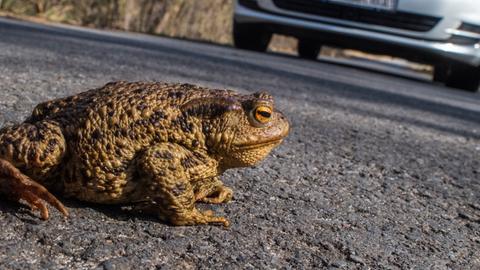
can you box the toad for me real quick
[0,81,289,226]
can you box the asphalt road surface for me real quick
[1,17,479,270]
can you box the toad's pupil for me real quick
[258,110,271,118]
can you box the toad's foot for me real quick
[0,159,68,219]
[168,208,230,227]
[197,186,233,204]
[133,202,230,227]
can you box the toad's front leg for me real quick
[135,143,229,226]
[194,177,233,204]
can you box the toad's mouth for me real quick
[232,119,290,150]
[233,137,284,151]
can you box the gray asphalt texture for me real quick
[1,17,479,270]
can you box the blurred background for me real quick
[0,0,265,47]
[1,0,479,91]
[0,0,430,75]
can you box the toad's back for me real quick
[27,81,238,129]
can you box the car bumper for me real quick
[235,3,480,67]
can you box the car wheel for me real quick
[297,39,321,60]
[233,21,271,52]
[444,64,480,92]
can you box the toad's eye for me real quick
[254,105,272,124]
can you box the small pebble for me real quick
[349,255,365,264]
[331,260,347,268]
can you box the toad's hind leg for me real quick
[0,121,68,219]
[135,143,229,226]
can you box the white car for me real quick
[233,0,480,91]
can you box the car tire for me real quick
[233,21,272,52]
[445,65,480,92]
[297,39,321,60]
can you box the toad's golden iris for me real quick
[254,105,272,124]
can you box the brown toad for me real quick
[0,81,289,226]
